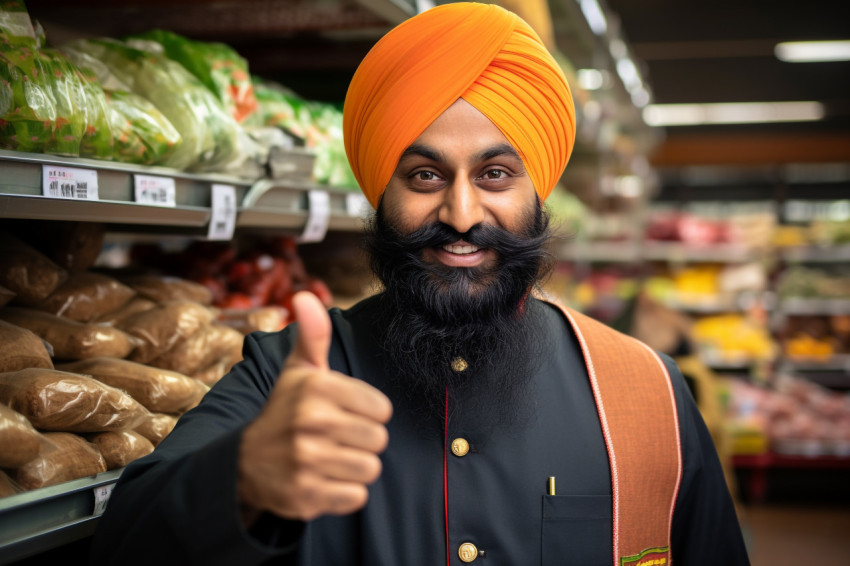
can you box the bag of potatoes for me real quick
[0,368,151,433]
[58,357,209,414]
[16,432,107,490]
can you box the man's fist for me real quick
[237,292,393,523]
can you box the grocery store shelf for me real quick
[0,470,122,565]
[642,241,768,263]
[557,240,644,263]
[781,245,850,263]
[778,297,850,315]
[0,150,368,236]
[779,355,850,373]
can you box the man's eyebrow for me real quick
[477,143,522,162]
[398,144,445,163]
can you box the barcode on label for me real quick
[42,165,98,201]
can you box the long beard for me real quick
[363,200,554,426]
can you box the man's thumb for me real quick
[289,291,331,369]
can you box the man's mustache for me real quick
[378,220,551,264]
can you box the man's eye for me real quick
[483,169,506,179]
[415,171,437,181]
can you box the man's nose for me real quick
[437,177,485,234]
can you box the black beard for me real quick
[363,199,554,427]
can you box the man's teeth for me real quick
[443,244,480,255]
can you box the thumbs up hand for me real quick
[238,292,393,523]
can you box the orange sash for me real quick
[554,303,682,566]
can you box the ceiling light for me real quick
[579,0,607,36]
[775,40,850,62]
[577,68,604,90]
[643,101,825,126]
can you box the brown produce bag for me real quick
[0,307,140,360]
[95,296,157,326]
[118,301,215,364]
[0,469,22,498]
[150,323,244,376]
[216,306,288,334]
[0,319,54,373]
[88,430,154,470]
[0,402,41,469]
[35,272,136,323]
[134,412,178,446]
[0,368,151,433]
[0,233,68,305]
[58,357,209,414]
[16,432,107,490]
[123,275,213,306]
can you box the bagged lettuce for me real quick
[132,29,257,123]
[65,37,240,171]
[1,4,111,158]
[61,44,180,165]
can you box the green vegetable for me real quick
[132,29,257,123]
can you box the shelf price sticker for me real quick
[42,165,99,201]
[345,193,370,218]
[134,174,176,207]
[92,482,116,516]
[299,190,331,243]
[207,184,238,241]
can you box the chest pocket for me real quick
[541,495,612,565]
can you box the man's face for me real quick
[381,98,539,275]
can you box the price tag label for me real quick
[299,190,331,243]
[345,193,370,217]
[134,174,176,207]
[207,184,237,241]
[42,165,99,201]
[92,483,116,516]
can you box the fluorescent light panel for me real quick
[579,0,608,35]
[643,101,825,126]
[775,40,850,62]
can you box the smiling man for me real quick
[91,3,749,566]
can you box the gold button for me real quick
[451,437,470,457]
[458,542,478,562]
[451,357,468,372]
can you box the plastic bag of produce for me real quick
[149,323,243,376]
[0,232,68,305]
[0,319,54,373]
[58,357,209,414]
[65,37,240,171]
[0,402,41,469]
[117,300,215,364]
[133,412,178,446]
[61,44,182,165]
[0,1,37,50]
[133,29,257,123]
[16,432,107,490]
[0,307,141,360]
[87,430,154,470]
[35,272,136,323]
[0,368,151,432]
[1,6,112,159]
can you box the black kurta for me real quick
[90,296,750,565]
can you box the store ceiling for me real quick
[603,0,850,167]
[22,0,850,171]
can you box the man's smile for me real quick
[430,240,492,268]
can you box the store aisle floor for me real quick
[742,504,850,565]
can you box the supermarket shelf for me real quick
[0,470,122,565]
[557,240,644,263]
[781,245,850,263]
[779,355,850,374]
[0,150,368,235]
[778,297,850,315]
[642,241,768,263]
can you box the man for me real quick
[91,3,749,565]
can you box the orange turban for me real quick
[343,2,576,209]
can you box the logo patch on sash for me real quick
[620,547,670,566]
